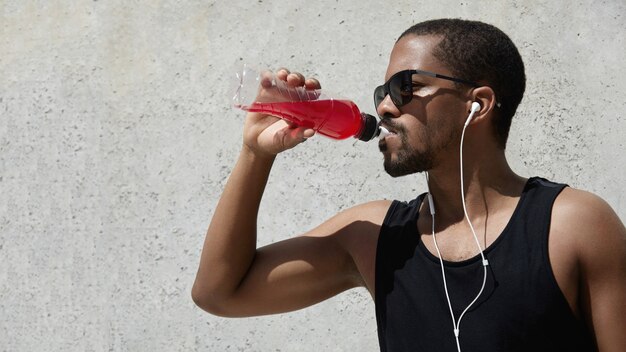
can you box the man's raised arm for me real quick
[191,69,386,317]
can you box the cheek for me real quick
[402,119,432,151]
[428,111,461,144]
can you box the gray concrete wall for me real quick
[1,0,624,351]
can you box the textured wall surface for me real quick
[1,0,624,351]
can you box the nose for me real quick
[376,94,401,119]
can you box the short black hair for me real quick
[399,19,526,148]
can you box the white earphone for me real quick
[424,100,488,352]
[464,101,481,127]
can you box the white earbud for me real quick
[464,102,481,127]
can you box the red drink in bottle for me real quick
[232,65,380,141]
[245,99,366,140]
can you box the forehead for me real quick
[385,35,449,81]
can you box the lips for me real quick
[378,123,399,152]
[379,122,399,137]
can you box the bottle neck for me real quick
[356,113,379,141]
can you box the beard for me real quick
[381,132,434,177]
[379,118,459,178]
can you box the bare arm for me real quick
[202,200,387,317]
[553,189,626,351]
[191,69,387,317]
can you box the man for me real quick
[192,19,626,351]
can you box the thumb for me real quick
[275,125,316,150]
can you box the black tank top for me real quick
[375,177,595,351]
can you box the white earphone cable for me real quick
[425,174,458,340]
[456,115,489,347]
[424,106,489,352]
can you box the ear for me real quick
[466,86,498,124]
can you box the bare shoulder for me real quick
[305,199,393,294]
[550,187,626,286]
[551,187,626,250]
[306,199,393,238]
[331,199,394,223]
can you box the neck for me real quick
[425,144,525,225]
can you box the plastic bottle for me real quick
[231,64,383,141]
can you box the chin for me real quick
[384,160,419,178]
[382,150,432,177]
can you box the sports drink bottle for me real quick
[231,64,386,141]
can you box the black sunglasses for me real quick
[373,69,479,110]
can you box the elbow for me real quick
[191,283,218,314]
[191,284,207,309]
[191,283,236,317]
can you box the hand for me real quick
[242,68,321,158]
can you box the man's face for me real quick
[377,35,469,177]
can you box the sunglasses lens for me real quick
[374,70,415,111]
[374,85,386,109]
[389,73,412,107]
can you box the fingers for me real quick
[276,68,320,90]
[305,78,321,90]
[275,124,316,150]
[286,72,305,88]
[302,127,316,139]
[260,70,274,88]
[276,67,290,81]
[289,125,316,142]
